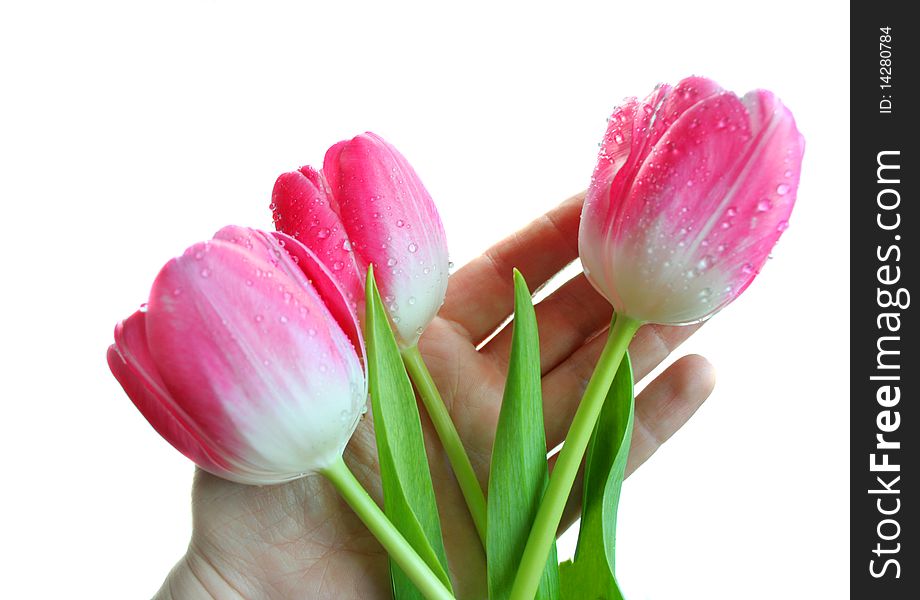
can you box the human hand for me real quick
[154,193,716,600]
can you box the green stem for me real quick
[508,315,641,600]
[402,344,488,546]
[321,456,455,600]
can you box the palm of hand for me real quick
[173,195,715,600]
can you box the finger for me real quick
[554,354,716,533]
[481,273,612,375]
[542,322,702,448]
[625,354,715,475]
[440,192,585,344]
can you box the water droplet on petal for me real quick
[279,315,288,324]
[172,288,182,296]
[332,261,344,271]
[741,263,755,274]
[777,220,790,232]
[139,303,148,313]
[342,240,352,252]
[756,199,771,212]
[726,207,738,217]
[408,296,417,305]
[408,243,418,253]
[200,268,211,278]
[386,257,397,267]
[776,183,790,195]
[317,227,331,239]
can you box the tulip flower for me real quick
[107,226,454,600]
[579,75,804,325]
[511,77,804,600]
[107,225,367,484]
[271,132,449,348]
[272,133,488,544]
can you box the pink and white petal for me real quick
[324,133,449,345]
[606,91,755,323]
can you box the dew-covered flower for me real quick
[272,132,449,347]
[579,76,804,324]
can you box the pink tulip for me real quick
[579,76,805,325]
[272,132,449,348]
[107,226,367,485]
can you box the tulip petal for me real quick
[725,90,804,293]
[270,230,365,361]
[582,97,640,252]
[583,79,722,264]
[612,92,755,322]
[271,167,364,305]
[108,311,237,479]
[324,133,449,345]
[146,239,366,479]
[212,225,364,360]
[646,76,723,146]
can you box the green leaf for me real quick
[559,323,634,600]
[487,269,561,600]
[364,267,453,598]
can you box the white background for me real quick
[0,1,848,598]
